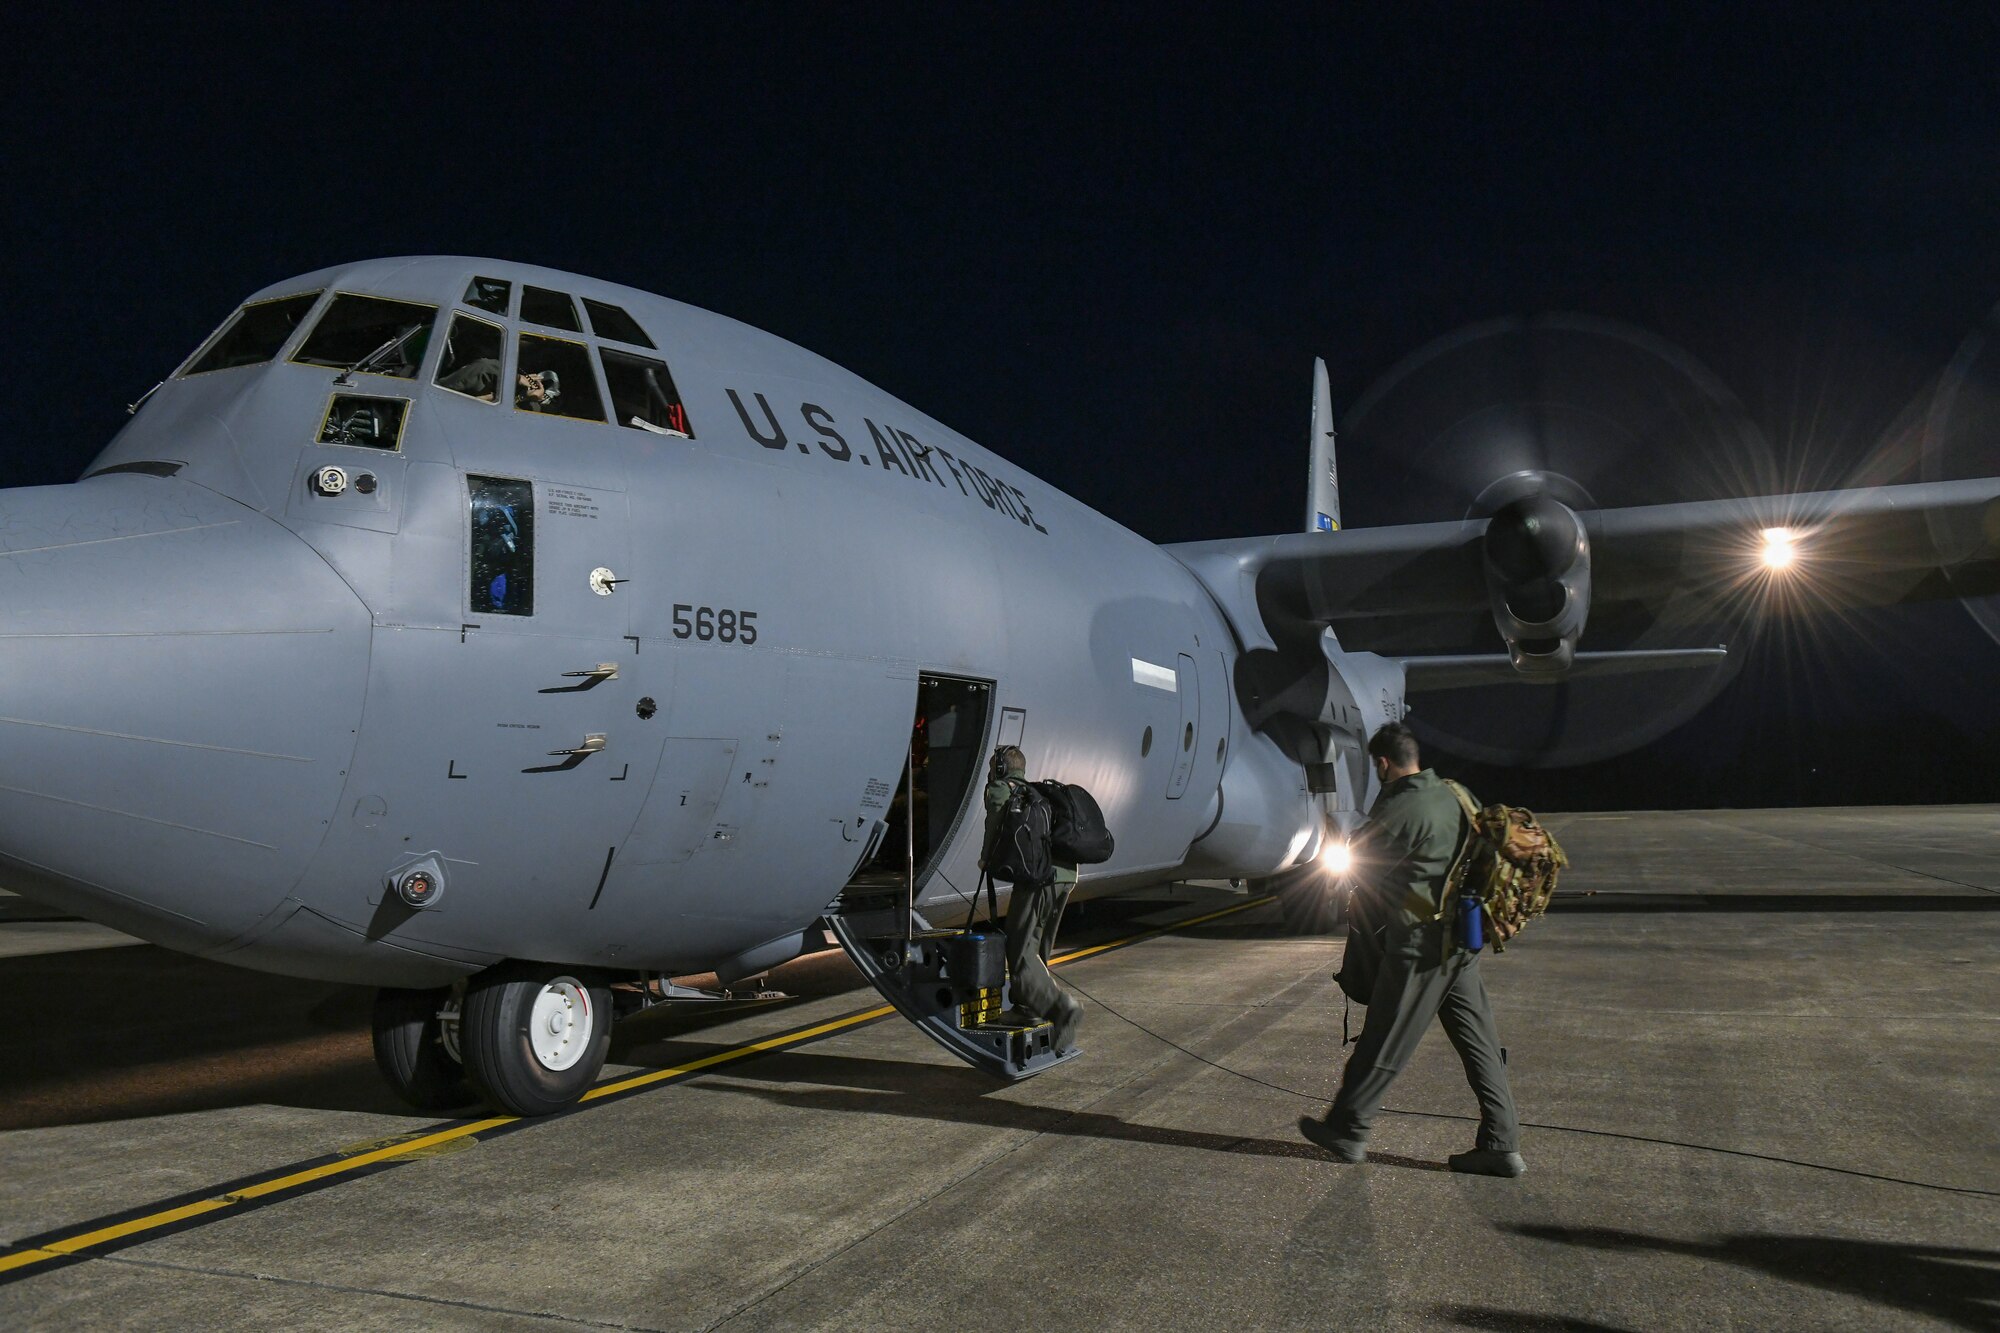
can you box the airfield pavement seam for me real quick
[92,1252,670,1332]
[701,949,1333,1332]
[1687,812,2000,894]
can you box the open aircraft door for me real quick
[826,673,1078,1081]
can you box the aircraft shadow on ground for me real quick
[670,1044,1449,1173]
[1506,1223,2000,1331]
[0,892,1261,1132]
[0,947,846,1130]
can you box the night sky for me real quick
[13,8,2000,808]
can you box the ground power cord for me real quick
[1054,972,1999,1199]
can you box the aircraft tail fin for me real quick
[1306,358,1341,532]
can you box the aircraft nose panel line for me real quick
[0,519,243,559]
[0,848,211,927]
[0,716,315,764]
[0,629,341,639]
[0,781,280,850]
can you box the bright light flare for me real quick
[1320,840,1354,874]
[1759,527,1799,571]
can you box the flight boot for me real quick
[1051,995,1082,1052]
[1447,1147,1527,1178]
[1297,1116,1367,1163]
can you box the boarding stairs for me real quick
[824,878,1078,1079]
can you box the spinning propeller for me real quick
[1339,314,1780,768]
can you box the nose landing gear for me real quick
[370,986,477,1112]
[370,964,614,1117]
[459,963,613,1116]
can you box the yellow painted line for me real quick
[584,894,1271,1102]
[0,1117,518,1273]
[582,1005,897,1101]
[1,892,1271,1278]
[1048,896,1269,966]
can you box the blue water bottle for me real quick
[1457,892,1485,952]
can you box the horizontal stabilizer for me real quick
[1403,646,1728,693]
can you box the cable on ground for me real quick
[1055,972,2000,1199]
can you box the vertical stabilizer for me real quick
[1306,358,1341,532]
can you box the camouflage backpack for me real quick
[1441,780,1569,952]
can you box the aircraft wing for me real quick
[1171,476,2000,661]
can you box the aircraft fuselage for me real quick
[0,257,1359,988]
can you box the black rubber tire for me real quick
[370,987,477,1112]
[459,963,612,1116]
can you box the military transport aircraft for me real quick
[3,258,1995,1114]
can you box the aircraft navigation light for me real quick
[1759,527,1799,571]
[1320,840,1354,874]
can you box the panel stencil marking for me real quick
[1131,658,1178,692]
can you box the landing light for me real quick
[1321,841,1354,875]
[1759,527,1798,571]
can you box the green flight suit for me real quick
[1323,769,1520,1153]
[983,775,1081,1048]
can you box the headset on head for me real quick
[989,745,1023,782]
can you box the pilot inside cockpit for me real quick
[435,359,560,411]
[517,368,560,411]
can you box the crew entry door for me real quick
[844,674,994,898]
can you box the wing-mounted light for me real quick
[1481,492,1591,676]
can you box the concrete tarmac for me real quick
[1,806,1995,1331]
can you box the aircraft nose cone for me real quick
[0,476,371,953]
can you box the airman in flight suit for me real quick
[1299,722,1526,1177]
[982,746,1082,1051]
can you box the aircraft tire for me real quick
[460,964,612,1116]
[370,987,477,1112]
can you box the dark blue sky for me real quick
[12,6,2000,805]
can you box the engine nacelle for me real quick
[1482,494,1591,676]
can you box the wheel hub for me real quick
[528,980,591,1071]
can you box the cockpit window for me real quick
[600,348,693,436]
[468,475,535,616]
[183,292,321,375]
[434,313,507,402]
[318,394,409,450]
[515,333,605,422]
[520,286,582,332]
[291,294,440,379]
[582,298,655,348]
[464,276,511,315]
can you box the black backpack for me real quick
[985,779,1054,886]
[1034,780,1115,865]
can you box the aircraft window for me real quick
[599,348,693,436]
[318,394,409,450]
[464,276,511,315]
[582,298,655,348]
[515,334,606,422]
[183,291,321,375]
[434,314,507,402]
[520,286,582,332]
[468,475,535,616]
[291,294,440,379]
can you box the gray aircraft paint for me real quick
[8,255,1997,996]
[7,257,1313,989]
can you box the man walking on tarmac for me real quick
[1299,722,1526,1177]
[983,746,1083,1051]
